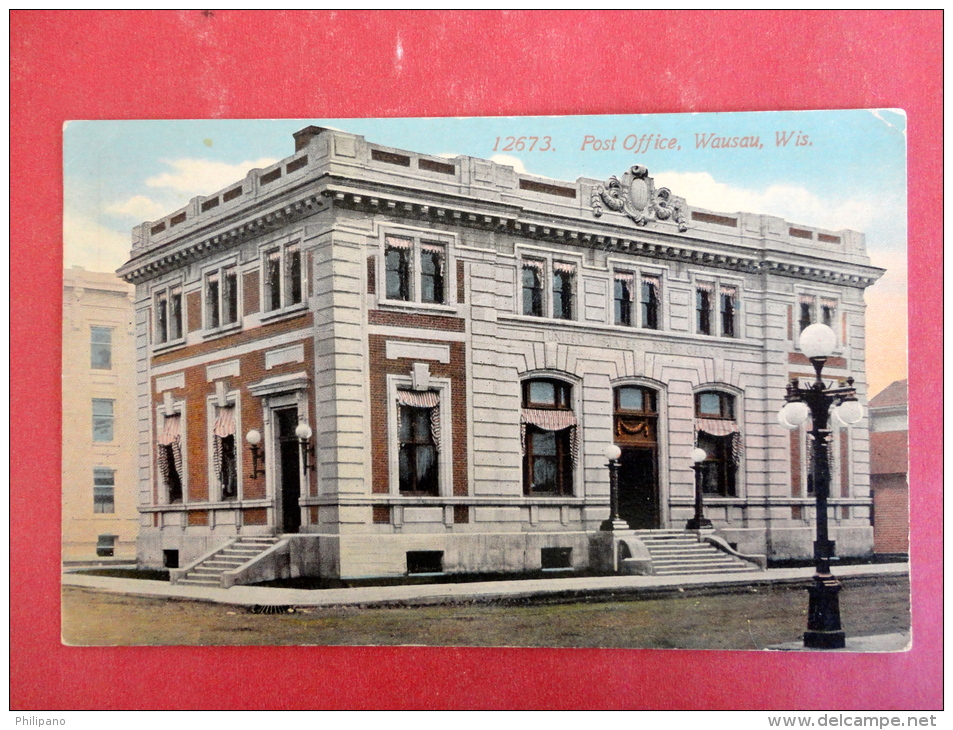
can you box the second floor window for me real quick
[92,399,114,442]
[614,272,633,326]
[155,286,182,344]
[799,294,815,333]
[821,299,837,329]
[720,285,737,338]
[641,275,660,330]
[205,266,239,330]
[264,244,303,313]
[697,283,713,335]
[522,259,544,316]
[90,326,112,370]
[383,234,447,305]
[552,262,575,320]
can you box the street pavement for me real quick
[64,562,907,609]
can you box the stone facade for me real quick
[62,267,139,562]
[119,126,884,578]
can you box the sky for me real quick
[63,110,907,396]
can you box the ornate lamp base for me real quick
[803,575,846,649]
[685,517,713,530]
[600,518,631,531]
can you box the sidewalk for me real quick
[63,562,908,610]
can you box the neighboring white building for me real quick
[118,126,884,583]
[62,267,138,562]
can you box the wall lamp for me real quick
[295,422,315,476]
[246,429,265,479]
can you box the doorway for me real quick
[275,407,302,533]
[618,446,659,529]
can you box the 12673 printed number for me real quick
[492,136,554,152]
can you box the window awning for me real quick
[553,261,576,274]
[520,408,579,466]
[212,406,235,438]
[695,417,739,437]
[397,389,441,451]
[158,413,181,445]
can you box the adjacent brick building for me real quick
[868,380,909,555]
[118,126,884,580]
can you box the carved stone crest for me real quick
[591,165,688,232]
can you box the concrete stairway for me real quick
[175,536,281,587]
[632,530,761,576]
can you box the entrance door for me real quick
[275,408,302,533]
[618,446,659,529]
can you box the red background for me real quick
[10,10,942,710]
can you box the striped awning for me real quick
[212,406,235,438]
[397,389,441,451]
[520,408,579,466]
[799,293,816,304]
[385,235,412,250]
[157,413,181,446]
[696,417,739,436]
[696,280,714,292]
[553,261,576,274]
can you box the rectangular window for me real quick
[552,262,575,320]
[205,272,220,329]
[154,287,182,344]
[614,272,633,326]
[398,404,438,495]
[265,249,282,311]
[212,405,238,500]
[720,285,737,338]
[799,295,815,333]
[522,259,544,316]
[420,243,445,304]
[205,266,240,330]
[90,326,112,370]
[642,275,660,330]
[385,236,412,301]
[92,399,114,442]
[696,284,713,335]
[96,535,117,558]
[821,299,836,329]
[287,247,302,306]
[93,468,115,513]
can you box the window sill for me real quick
[151,338,187,356]
[377,299,458,315]
[201,322,243,341]
[259,303,309,324]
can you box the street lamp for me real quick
[686,447,713,530]
[600,444,628,531]
[779,323,865,649]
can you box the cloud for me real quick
[489,154,527,174]
[146,157,279,196]
[105,195,169,221]
[652,171,903,243]
[63,212,132,273]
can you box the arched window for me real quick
[521,379,576,495]
[694,391,741,497]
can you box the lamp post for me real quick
[601,444,629,531]
[686,447,713,530]
[778,323,864,649]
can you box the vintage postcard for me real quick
[61,110,909,650]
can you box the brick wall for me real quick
[150,317,317,514]
[368,330,468,496]
[872,473,909,553]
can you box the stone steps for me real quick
[638,532,759,576]
[177,537,280,587]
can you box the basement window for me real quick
[163,550,179,569]
[541,547,573,570]
[406,551,444,575]
[96,535,116,558]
